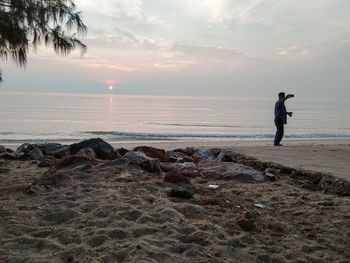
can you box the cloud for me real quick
[277,46,315,60]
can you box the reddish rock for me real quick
[236,215,256,231]
[133,146,167,162]
[164,169,191,184]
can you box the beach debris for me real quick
[134,146,167,161]
[254,203,265,209]
[208,184,220,189]
[164,169,191,184]
[169,186,193,199]
[69,138,118,160]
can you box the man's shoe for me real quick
[274,143,283,146]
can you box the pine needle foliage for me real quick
[0,0,87,80]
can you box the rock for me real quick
[164,169,191,184]
[69,138,117,160]
[193,149,216,160]
[28,147,44,160]
[0,145,6,154]
[169,186,193,199]
[174,147,196,156]
[200,160,266,182]
[16,143,34,153]
[318,174,350,196]
[160,162,198,177]
[236,215,256,231]
[123,151,161,173]
[55,155,98,169]
[116,148,129,156]
[216,151,234,162]
[165,150,180,162]
[0,152,22,160]
[265,168,277,181]
[133,146,167,161]
[16,143,69,158]
[44,145,70,158]
[37,156,55,167]
[75,147,97,159]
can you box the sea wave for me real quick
[0,131,349,145]
[85,131,350,140]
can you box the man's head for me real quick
[278,92,285,99]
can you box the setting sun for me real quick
[108,86,114,91]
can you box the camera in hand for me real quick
[290,94,294,97]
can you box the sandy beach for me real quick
[0,139,349,262]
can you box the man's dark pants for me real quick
[274,118,284,145]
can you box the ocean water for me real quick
[0,92,349,145]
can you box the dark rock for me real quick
[160,162,198,177]
[45,146,70,158]
[37,156,55,167]
[116,148,129,156]
[133,146,167,161]
[70,138,117,160]
[164,169,191,184]
[75,147,97,159]
[16,143,34,153]
[0,145,6,154]
[193,149,216,160]
[265,168,277,181]
[16,143,69,158]
[169,186,193,199]
[174,147,196,156]
[28,147,44,160]
[165,150,179,162]
[123,151,161,173]
[0,152,22,160]
[200,160,266,182]
[55,155,98,169]
[6,148,14,153]
[236,215,256,231]
[216,151,234,162]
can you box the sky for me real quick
[1,0,350,97]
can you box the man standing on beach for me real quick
[274,92,294,146]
